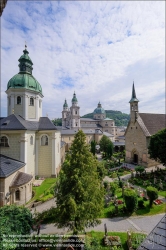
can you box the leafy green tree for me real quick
[97,162,107,180]
[146,186,158,207]
[52,118,62,126]
[107,142,113,157]
[135,166,145,176]
[0,205,33,249]
[99,135,113,157]
[90,140,96,155]
[110,182,118,196]
[148,128,166,166]
[124,189,138,212]
[55,130,104,234]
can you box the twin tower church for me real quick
[0,46,165,207]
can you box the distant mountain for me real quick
[81,110,130,126]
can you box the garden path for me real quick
[31,213,165,235]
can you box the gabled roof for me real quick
[139,113,166,136]
[0,114,57,131]
[137,214,166,250]
[0,154,25,178]
[10,171,33,187]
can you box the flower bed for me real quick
[33,183,41,187]
[108,235,122,246]
[153,199,163,205]
[117,200,123,205]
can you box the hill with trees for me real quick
[81,110,130,126]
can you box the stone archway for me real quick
[132,149,139,164]
[133,153,138,164]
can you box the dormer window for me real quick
[30,97,34,106]
[17,96,21,105]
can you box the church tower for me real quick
[70,92,80,128]
[129,82,139,123]
[6,45,43,121]
[62,99,70,127]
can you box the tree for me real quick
[97,162,107,180]
[90,140,96,155]
[146,186,158,207]
[99,135,113,157]
[55,130,104,234]
[148,128,166,166]
[0,205,33,249]
[135,166,145,176]
[124,189,138,212]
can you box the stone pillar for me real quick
[10,94,15,115]
[23,94,28,120]
[20,133,28,173]
[35,135,39,176]
[52,132,56,176]
[35,96,39,121]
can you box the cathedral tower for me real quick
[70,92,80,128]
[6,45,43,121]
[62,99,70,127]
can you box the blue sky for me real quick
[1,1,165,119]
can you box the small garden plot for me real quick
[31,178,57,202]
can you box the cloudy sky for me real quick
[1,1,165,119]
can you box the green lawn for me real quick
[32,178,57,202]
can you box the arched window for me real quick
[41,135,48,146]
[17,96,21,105]
[39,100,41,108]
[75,110,77,114]
[30,97,34,106]
[30,136,33,145]
[0,136,9,147]
[15,190,20,200]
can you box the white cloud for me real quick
[1,1,165,119]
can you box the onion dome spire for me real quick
[18,44,33,74]
[63,99,68,108]
[72,91,78,103]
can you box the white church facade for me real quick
[0,46,62,207]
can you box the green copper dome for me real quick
[72,92,78,102]
[7,46,43,95]
[93,102,105,114]
[63,99,68,108]
[7,74,42,94]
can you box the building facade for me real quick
[0,46,63,207]
[125,83,166,167]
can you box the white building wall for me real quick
[26,131,36,177]
[0,133,21,161]
[38,132,52,177]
